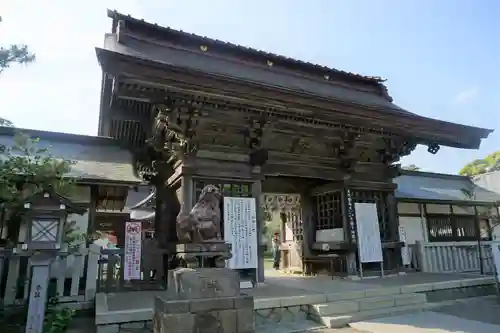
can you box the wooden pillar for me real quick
[301,194,314,259]
[87,184,98,236]
[387,191,401,270]
[342,188,357,275]
[251,167,265,283]
[473,206,484,274]
[387,192,399,241]
[181,174,194,214]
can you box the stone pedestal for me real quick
[175,242,232,269]
[154,268,254,333]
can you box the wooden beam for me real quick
[104,59,486,147]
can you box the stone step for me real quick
[310,293,426,317]
[320,303,428,328]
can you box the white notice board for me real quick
[223,197,258,269]
[491,242,500,283]
[354,203,383,263]
[399,226,411,266]
[124,222,142,280]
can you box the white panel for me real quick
[397,202,420,215]
[285,222,294,241]
[425,204,450,214]
[315,228,345,242]
[223,197,258,269]
[398,216,425,245]
[399,226,411,266]
[452,205,474,215]
[355,203,383,263]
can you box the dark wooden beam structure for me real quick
[95,10,493,280]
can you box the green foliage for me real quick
[459,151,500,176]
[0,132,75,206]
[0,131,75,242]
[43,303,76,333]
[0,16,36,74]
[0,294,76,333]
[402,164,421,171]
[63,220,86,251]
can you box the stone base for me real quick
[155,267,255,332]
[154,294,254,333]
[175,242,231,269]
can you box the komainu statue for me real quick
[176,185,222,243]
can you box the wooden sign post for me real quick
[26,254,54,333]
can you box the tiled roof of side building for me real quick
[394,170,500,203]
[473,170,500,195]
[0,126,143,185]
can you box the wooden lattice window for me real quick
[315,192,343,230]
[454,215,477,240]
[427,214,477,242]
[427,215,453,241]
[281,210,303,241]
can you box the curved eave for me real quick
[95,47,493,150]
[129,188,156,210]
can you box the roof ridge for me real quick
[106,9,386,86]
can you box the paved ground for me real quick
[69,297,500,333]
[349,297,500,333]
[433,296,500,326]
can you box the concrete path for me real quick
[349,311,500,333]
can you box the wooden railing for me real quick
[0,245,101,306]
[96,247,167,293]
[412,241,497,274]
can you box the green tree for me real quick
[402,164,421,171]
[459,151,500,176]
[0,16,35,128]
[0,132,74,243]
[0,16,36,73]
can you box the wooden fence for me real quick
[411,240,497,274]
[0,245,101,306]
[96,247,167,293]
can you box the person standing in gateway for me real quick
[272,232,281,269]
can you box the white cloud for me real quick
[453,88,478,105]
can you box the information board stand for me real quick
[354,202,384,278]
[124,222,142,280]
[223,197,258,288]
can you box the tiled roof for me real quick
[107,10,385,85]
[473,171,500,195]
[126,185,155,220]
[0,127,142,185]
[100,34,410,115]
[395,171,500,203]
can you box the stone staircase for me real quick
[309,292,428,328]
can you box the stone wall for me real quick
[154,294,254,333]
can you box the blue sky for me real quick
[1,0,498,174]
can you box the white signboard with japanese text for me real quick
[399,226,411,266]
[355,203,383,263]
[124,222,142,280]
[491,242,500,283]
[223,197,258,269]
